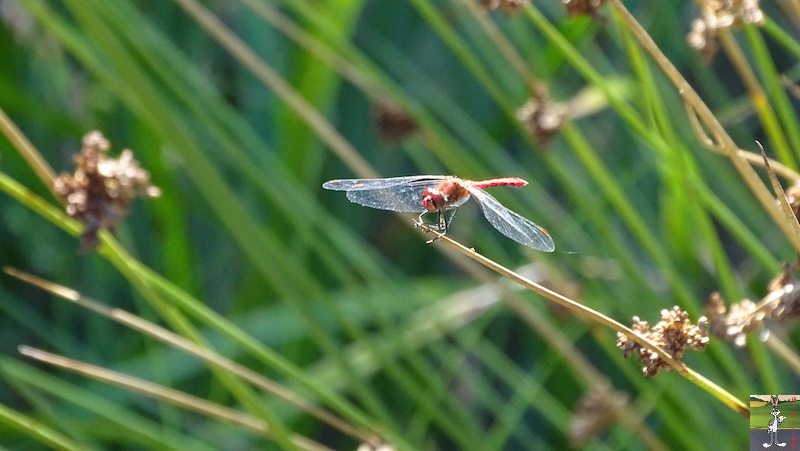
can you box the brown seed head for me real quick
[569,389,629,447]
[617,307,709,377]
[705,265,800,347]
[687,0,764,61]
[516,86,570,146]
[562,0,607,18]
[53,131,160,253]
[373,102,417,144]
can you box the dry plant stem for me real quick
[733,150,799,182]
[764,333,800,375]
[790,1,800,20]
[717,30,795,168]
[760,144,800,233]
[417,254,667,447]
[489,277,667,448]
[685,100,800,182]
[3,268,376,445]
[418,226,749,417]
[421,228,679,362]
[609,0,800,252]
[16,346,333,451]
[425,232,670,445]
[0,106,57,197]
[466,264,666,446]
[173,0,377,179]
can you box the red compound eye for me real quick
[421,188,447,211]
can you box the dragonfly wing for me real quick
[467,188,555,252]
[345,183,430,212]
[324,176,448,213]
[322,176,446,191]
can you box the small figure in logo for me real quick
[764,395,787,448]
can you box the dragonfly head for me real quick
[421,188,448,212]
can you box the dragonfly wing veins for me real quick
[468,188,555,252]
[346,182,436,212]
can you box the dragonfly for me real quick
[323,175,555,252]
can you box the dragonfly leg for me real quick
[416,208,458,243]
[425,207,458,244]
[437,209,447,230]
[415,211,444,230]
[425,211,446,243]
[414,211,443,241]
[444,206,458,229]
[415,212,437,235]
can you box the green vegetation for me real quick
[1,1,798,449]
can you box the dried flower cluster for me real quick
[480,0,529,14]
[516,86,569,146]
[705,294,759,347]
[569,389,628,447]
[617,307,709,377]
[706,266,800,346]
[54,131,161,253]
[562,0,607,18]
[687,0,764,60]
[373,102,418,144]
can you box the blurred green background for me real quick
[0,0,798,449]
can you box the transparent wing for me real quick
[323,176,447,213]
[346,184,431,212]
[323,176,441,191]
[467,187,555,252]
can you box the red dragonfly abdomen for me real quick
[466,177,528,189]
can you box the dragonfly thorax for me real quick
[421,180,469,212]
